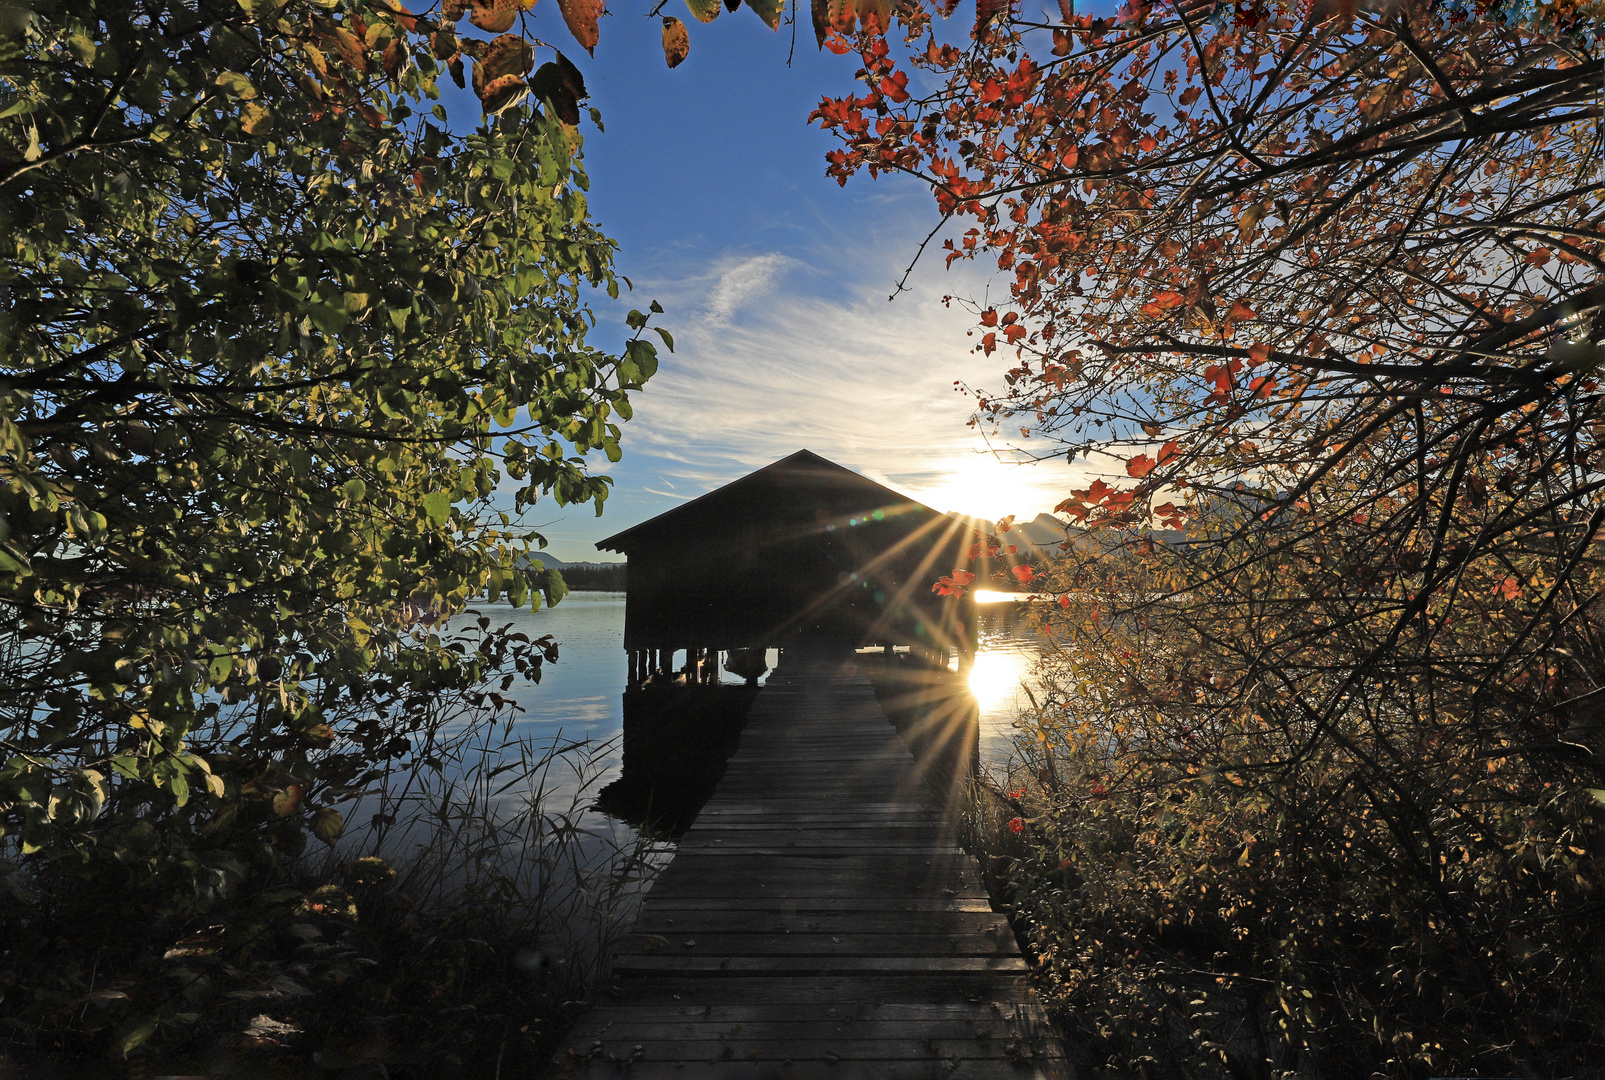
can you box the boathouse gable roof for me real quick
[594,449,944,554]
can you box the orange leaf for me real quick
[1156,439,1179,465]
[661,16,689,67]
[1495,576,1521,601]
[976,0,1011,38]
[1058,593,1071,609]
[1011,564,1035,584]
[272,783,305,817]
[1140,290,1184,318]
[1126,454,1156,478]
[1248,342,1271,366]
[556,0,602,53]
[477,73,528,114]
[1230,299,1255,322]
[468,0,521,33]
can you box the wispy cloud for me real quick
[616,240,1105,524]
[701,253,793,326]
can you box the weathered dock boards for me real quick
[552,652,1068,1079]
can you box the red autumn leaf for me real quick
[1230,299,1255,322]
[1058,593,1071,609]
[1495,576,1521,601]
[1157,439,1179,465]
[979,308,999,326]
[1011,563,1035,583]
[1140,290,1185,318]
[995,515,1014,533]
[1249,375,1278,398]
[1248,342,1272,366]
[1126,453,1156,478]
[933,567,976,596]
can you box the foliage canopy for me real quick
[0,0,659,1058]
[817,0,1604,1072]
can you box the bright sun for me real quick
[912,455,1061,523]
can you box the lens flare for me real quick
[967,647,1031,715]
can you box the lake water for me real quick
[460,591,1047,808]
[421,592,1047,965]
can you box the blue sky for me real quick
[450,3,1103,561]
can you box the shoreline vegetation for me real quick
[0,671,665,1078]
[554,565,628,593]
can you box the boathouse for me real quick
[596,450,978,684]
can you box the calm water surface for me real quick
[458,592,1047,806]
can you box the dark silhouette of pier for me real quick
[554,644,1066,1078]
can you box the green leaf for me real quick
[623,338,658,384]
[311,807,345,845]
[213,71,259,99]
[625,308,648,331]
[422,490,452,524]
[115,1016,160,1058]
[654,326,675,352]
[542,566,569,609]
[309,302,350,334]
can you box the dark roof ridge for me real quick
[595,450,940,553]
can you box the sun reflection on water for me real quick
[967,647,1032,715]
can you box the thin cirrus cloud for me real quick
[603,242,1102,532]
[701,253,795,326]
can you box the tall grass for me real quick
[0,663,662,1077]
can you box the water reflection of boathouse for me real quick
[595,450,981,687]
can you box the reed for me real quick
[0,677,661,1077]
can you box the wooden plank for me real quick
[634,910,1010,934]
[576,1003,1035,1024]
[639,896,996,913]
[608,956,1028,976]
[567,1018,1051,1041]
[558,1036,1065,1061]
[553,654,1063,1075]
[555,1060,1073,1080]
[583,975,1044,1007]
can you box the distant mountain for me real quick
[946,512,1092,559]
[513,553,624,571]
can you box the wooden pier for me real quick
[554,651,1067,1078]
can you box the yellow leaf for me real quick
[240,102,272,135]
